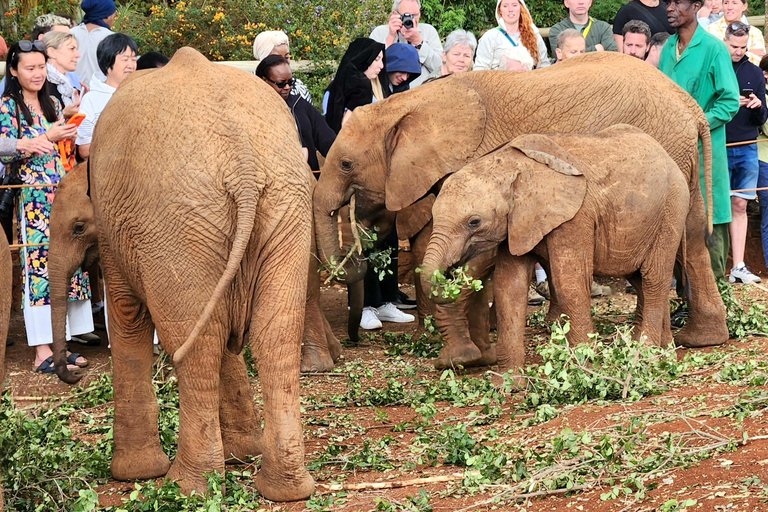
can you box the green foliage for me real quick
[519,321,681,410]
[419,266,483,301]
[383,316,442,358]
[375,490,432,512]
[308,436,398,473]
[718,280,768,339]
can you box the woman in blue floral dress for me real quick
[0,41,92,372]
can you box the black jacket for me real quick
[287,95,336,172]
[726,55,768,143]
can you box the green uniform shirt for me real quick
[548,16,617,54]
[659,26,740,225]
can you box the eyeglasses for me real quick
[265,76,295,89]
[726,21,750,35]
[18,40,47,52]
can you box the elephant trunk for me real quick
[48,238,84,385]
[420,230,462,306]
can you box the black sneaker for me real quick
[393,290,417,310]
[670,304,688,329]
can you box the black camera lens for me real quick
[401,13,414,29]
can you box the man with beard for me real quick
[622,19,652,58]
[659,0,739,325]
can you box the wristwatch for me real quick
[414,42,423,50]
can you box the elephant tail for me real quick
[699,118,714,235]
[173,194,258,365]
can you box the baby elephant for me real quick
[421,124,690,375]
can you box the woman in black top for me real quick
[256,55,335,174]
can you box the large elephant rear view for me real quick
[315,51,727,352]
[89,47,314,500]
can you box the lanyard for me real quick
[498,27,518,47]
[581,17,594,39]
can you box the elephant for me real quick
[421,126,690,375]
[48,163,341,383]
[0,231,10,512]
[314,51,728,362]
[75,47,315,501]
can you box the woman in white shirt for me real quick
[474,0,550,70]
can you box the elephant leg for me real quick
[542,261,562,326]
[547,233,594,346]
[105,258,171,482]
[220,350,262,463]
[251,238,314,502]
[468,275,496,367]
[433,300,482,370]
[628,271,645,336]
[494,249,534,386]
[301,258,335,372]
[346,279,363,345]
[166,323,227,496]
[637,263,672,348]
[323,313,342,362]
[676,193,728,347]
[410,228,434,324]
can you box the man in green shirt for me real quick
[548,0,617,56]
[659,0,739,280]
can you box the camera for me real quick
[400,13,414,30]
[0,173,20,220]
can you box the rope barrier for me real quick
[731,186,768,194]
[8,243,48,251]
[725,139,768,147]
[0,183,58,190]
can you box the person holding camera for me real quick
[474,0,550,70]
[1,41,93,372]
[723,22,767,284]
[369,0,442,87]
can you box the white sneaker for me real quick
[729,264,762,284]
[360,307,382,330]
[376,303,415,323]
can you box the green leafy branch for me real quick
[416,266,483,301]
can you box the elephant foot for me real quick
[301,342,335,373]
[222,429,263,464]
[675,319,729,348]
[167,458,223,497]
[434,340,482,370]
[111,446,171,481]
[255,463,315,502]
[470,343,497,367]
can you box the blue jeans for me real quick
[728,144,760,200]
[758,160,768,268]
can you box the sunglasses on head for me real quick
[265,76,295,89]
[18,40,47,52]
[726,21,750,34]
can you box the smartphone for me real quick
[66,113,86,127]
[741,88,754,97]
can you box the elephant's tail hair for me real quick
[173,195,258,365]
[699,118,714,235]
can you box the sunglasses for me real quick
[18,40,47,52]
[265,76,295,89]
[726,21,750,34]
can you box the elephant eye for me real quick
[468,217,481,229]
[340,160,353,173]
[73,223,86,236]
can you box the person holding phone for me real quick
[723,22,768,283]
[0,41,93,373]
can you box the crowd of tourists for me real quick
[0,0,767,373]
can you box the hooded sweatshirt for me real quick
[383,43,422,96]
[474,0,550,70]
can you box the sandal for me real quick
[71,332,101,346]
[67,352,88,368]
[35,357,56,374]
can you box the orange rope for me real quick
[9,243,47,250]
[725,139,768,147]
[0,183,58,190]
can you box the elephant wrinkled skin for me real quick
[315,51,727,358]
[47,163,340,380]
[422,126,691,375]
[88,47,314,501]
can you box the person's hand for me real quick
[388,11,403,38]
[45,119,78,142]
[16,136,54,155]
[745,93,762,109]
[79,81,90,96]
[62,101,81,119]
[594,43,605,52]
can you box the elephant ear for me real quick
[384,80,486,212]
[505,134,588,256]
[396,193,435,241]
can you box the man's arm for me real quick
[705,48,740,130]
[548,22,563,56]
[598,22,618,51]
